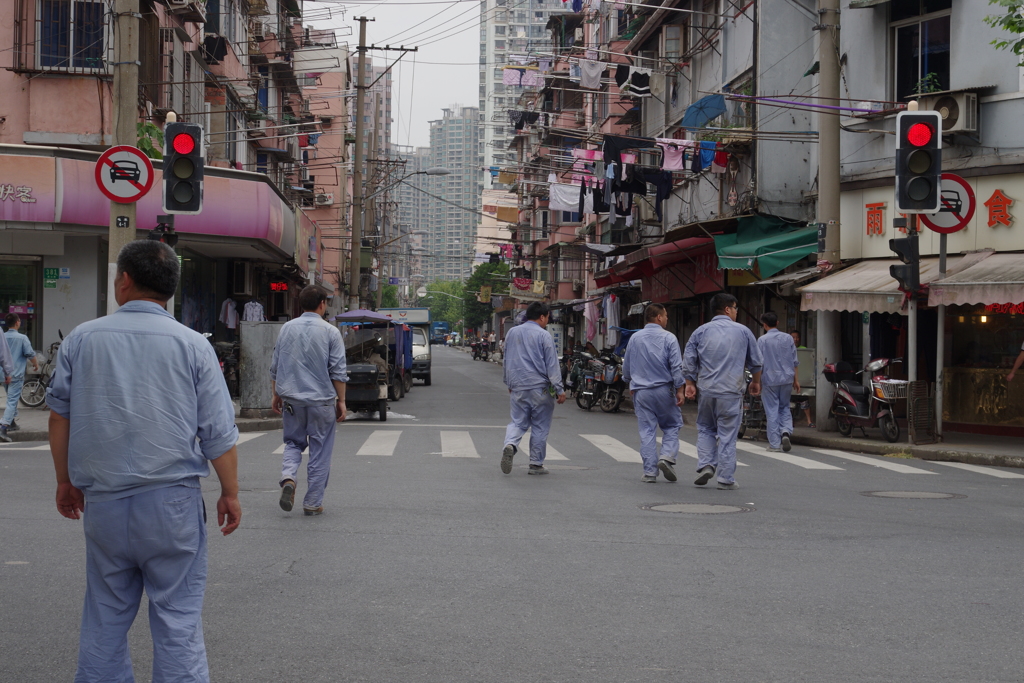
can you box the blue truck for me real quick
[430,321,450,344]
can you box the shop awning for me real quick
[594,237,715,287]
[799,256,964,313]
[662,214,749,243]
[713,215,817,279]
[928,252,1024,306]
[751,265,822,287]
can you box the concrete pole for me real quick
[814,0,842,430]
[935,233,947,439]
[106,0,141,315]
[372,93,385,311]
[347,17,372,312]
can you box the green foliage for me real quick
[380,284,399,309]
[420,280,465,328]
[985,0,1024,66]
[463,262,510,330]
[912,72,943,95]
[136,122,164,160]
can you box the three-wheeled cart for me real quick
[336,309,403,422]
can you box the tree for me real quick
[420,280,464,328]
[463,262,510,331]
[985,0,1024,65]
[380,284,399,308]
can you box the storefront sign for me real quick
[269,282,289,291]
[0,156,56,223]
[59,267,70,279]
[44,268,59,289]
[8,303,34,315]
[0,184,37,203]
[865,203,886,236]
[983,189,1014,227]
[920,173,975,234]
[984,302,1024,314]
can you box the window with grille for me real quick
[38,0,106,70]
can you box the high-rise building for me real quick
[393,145,432,290]
[478,0,568,187]
[351,57,393,160]
[425,106,483,281]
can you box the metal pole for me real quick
[347,17,372,312]
[907,216,919,383]
[106,0,141,315]
[935,232,947,439]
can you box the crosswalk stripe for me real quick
[930,461,1024,479]
[811,448,936,474]
[660,437,749,466]
[524,430,568,460]
[272,443,286,455]
[0,444,50,450]
[235,432,266,445]
[735,441,843,470]
[580,434,643,463]
[441,431,480,458]
[357,430,401,456]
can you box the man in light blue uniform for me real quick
[271,285,348,515]
[757,311,799,453]
[622,303,685,483]
[500,302,566,475]
[47,240,241,683]
[0,332,13,442]
[1,313,39,439]
[682,293,762,490]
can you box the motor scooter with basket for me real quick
[823,358,904,442]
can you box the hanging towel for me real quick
[604,162,617,207]
[700,141,716,169]
[532,279,546,294]
[513,278,532,290]
[497,170,516,184]
[538,58,552,73]
[496,206,519,223]
[585,300,599,341]
[522,70,545,87]
[604,294,620,348]
[503,68,525,86]
[712,150,729,173]
[579,60,605,90]
[572,148,603,161]
[549,183,580,212]
[510,54,530,65]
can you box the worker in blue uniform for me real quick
[47,240,241,683]
[682,293,763,490]
[271,285,349,516]
[622,303,685,483]
[500,302,566,475]
[0,332,13,442]
[1,312,38,439]
[757,311,800,453]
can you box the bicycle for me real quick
[19,332,62,408]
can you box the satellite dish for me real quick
[416,286,427,298]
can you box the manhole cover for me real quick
[641,503,752,514]
[861,491,965,499]
[516,464,592,470]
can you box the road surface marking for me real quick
[344,423,506,428]
[441,431,480,458]
[735,441,843,470]
[0,444,50,450]
[356,430,402,456]
[235,432,266,445]
[524,430,568,460]
[811,448,936,474]
[930,461,1024,479]
[662,437,748,466]
[580,434,643,463]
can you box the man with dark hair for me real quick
[758,311,799,453]
[271,284,348,515]
[500,301,565,475]
[682,293,762,490]
[1,313,37,440]
[622,303,685,483]
[47,239,241,682]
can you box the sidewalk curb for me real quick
[789,433,1024,470]
[7,417,283,443]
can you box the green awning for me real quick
[713,216,818,279]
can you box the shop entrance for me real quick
[0,259,41,348]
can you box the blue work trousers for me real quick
[280,404,338,510]
[2,376,23,425]
[504,388,555,465]
[633,385,682,476]
[695,394,743,485]
[761,383,794,449]
[76,484,209,683]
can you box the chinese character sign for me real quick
[984,189,1014,227]
[866,202,886,236]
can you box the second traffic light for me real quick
[889,233,920,294]
[163,122,204,214]
[895,111,941,213]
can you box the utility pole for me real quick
[106,0,141,315]
[814,0,842,430]
[347,16,373,312]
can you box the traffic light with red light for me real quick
[889,233,920,293]
[895,111,941,213]
[162,122,204,214]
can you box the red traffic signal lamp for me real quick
[895,111,941,213]
[163,122,204,214]
[889,233,920,293]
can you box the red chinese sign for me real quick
[270,282,289,291]
[984,189,1014,227]
[866,202,886,235]
[985,302,1024,315]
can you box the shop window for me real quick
[0,263,40,349]
[38,0,106,70]
[891,0,951,101]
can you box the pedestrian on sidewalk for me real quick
[682,293,763,490]
[0,332,14,443]
[271,285,348,516]
[500,302,566,475]
[489,330,496,353]
[1,313,39,439]
[46,239,241,683]
[757,312,799,453]
[622,303,685,483]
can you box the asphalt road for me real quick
[3,345,1023,682]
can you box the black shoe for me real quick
[303,506,323,516]
[500,444,516,474]
[641,474,657,483]
[781,433,791,452]
[7,420,19,432]
[279,480,296,512]
[694,465,715,486]
[717,481,738,490]
[528,464,548,475]
[658,459,677,482]
[0,426,10,443]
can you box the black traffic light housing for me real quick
[889,232,920,294]
[162,122,204,214]
[148,214,179,247]
[895,111,942,213]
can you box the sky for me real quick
[306,0,483,149]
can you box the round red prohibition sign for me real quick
[94,145,155,204]
[920,173,975,234]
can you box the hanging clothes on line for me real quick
[700,141,717,169]
[656,138,693,171]
[712,150,729,173]
[549,183,580,212]
[572,148,602,161]
[579,60,605,90]
[642,170,673,221]
[602,134,657,165]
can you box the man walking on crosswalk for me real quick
[500,302,566,475]
[757,311,799,454]
[622,303,685,483]
[683,293,762,490]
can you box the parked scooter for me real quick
[823,358,903,442]
[470,339,490,361]
[203,334,240,398]
[597,352,626,413]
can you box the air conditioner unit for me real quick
[572,278,584,291]
[575,111,585,124]
[919,91,978,134]
[315,193,334,206]
[232,262,253,296]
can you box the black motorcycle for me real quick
[470,340,489,361]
